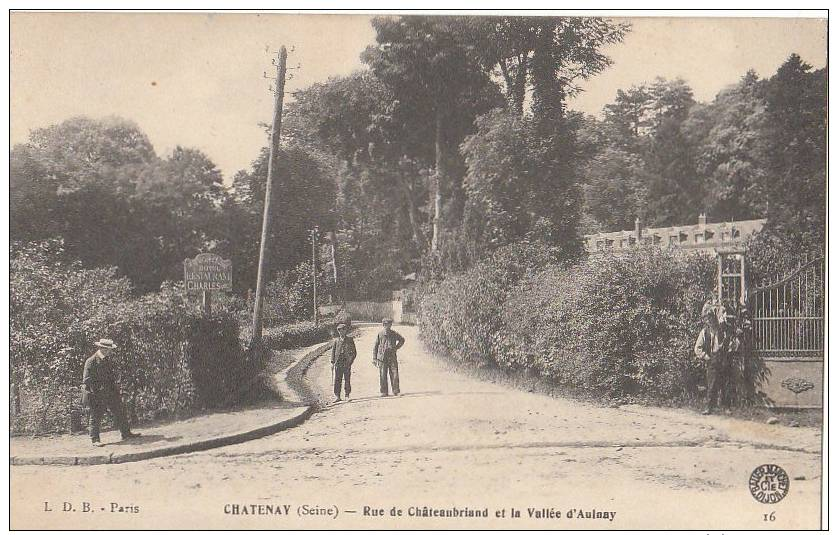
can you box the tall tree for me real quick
[362,16,501,252]
[459,17,628,256]
[582,146,651,232]
[583,77,699,229]
[10,116,230,292]
[228,142,337,293]
[10,117,157,289]
[604,85,653,144]
[134,146,229,282]
[459,17,629,116]
[759,54,826,246]
[286,71,430,252]
[690,70,768,221]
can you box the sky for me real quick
[10,13,827,181]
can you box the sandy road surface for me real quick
[11,326,822,529]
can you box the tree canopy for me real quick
[10,20,826,303]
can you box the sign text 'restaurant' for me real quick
[183,253,232,292]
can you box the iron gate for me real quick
[748,255,825,360]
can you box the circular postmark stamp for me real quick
[749,464,790,504]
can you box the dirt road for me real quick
[11,325,822,529]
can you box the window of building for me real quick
[669,235,678,244]
[721,231,730,241]
[628,237,636,246]
[695,233,704,243]
[596,240,604,250]
[605,239,614,248]
[679,232,688,243]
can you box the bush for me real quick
[503,249,715,401]
[262,312,349,351]
[419,245,734,404]
[10,240,258,435]
[419,241,562,366]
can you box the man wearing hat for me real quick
[82,339,139,446]
[373,318,405,397]
[693,302,730,415]
[330,323,357,403]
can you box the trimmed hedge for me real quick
[502,249,715,401]
[419,241,563,366]
[419,244,719,403]
[262,320,336,350]
[261,309,351,351]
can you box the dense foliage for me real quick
[580,56,826,242]
[10,240,258,435]
[261,320,340,352]
[419,245,728,403]
[9,17,825,424]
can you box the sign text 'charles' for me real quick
[183,253,232,292]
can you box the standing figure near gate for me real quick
[82,339,140,446]
[694,303,731,415]
[373,318,405,397]
[331,323,357,403]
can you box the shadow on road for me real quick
[316,390,508,411]
[109,434,182,446]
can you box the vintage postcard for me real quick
[8,10,827,530]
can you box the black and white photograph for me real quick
[7,10,828,530]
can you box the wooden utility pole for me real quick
[327,231,339,304]
[309,227,320,325]
[311,226,320,326]
[430,110,444,252]
[251,46,288,345]
[202,291,212,316]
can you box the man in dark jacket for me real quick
[82,339,139,446]
[373,318,405,397]
[331,323,357,402]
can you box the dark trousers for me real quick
[334,364,352,398]
[379,357,400,395]
[705,358,729,411]
[88,392,130,441]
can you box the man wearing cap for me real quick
[693,302,730,415]
[330,323,357,403]
[373,318,405,397]
[82,339,139,446]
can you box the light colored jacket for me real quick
[373,329,405,364]
[694,327,726,361]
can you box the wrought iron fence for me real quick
[749,256,824,360]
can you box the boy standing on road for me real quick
[331,323,357,403]
[373,318,405,397]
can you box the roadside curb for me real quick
[10,405,315,467]
[10,342,334,467]
[275,341,333,403]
